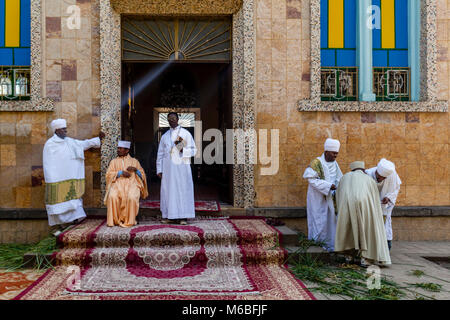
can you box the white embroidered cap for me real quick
[118,140,131,149]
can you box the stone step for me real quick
[284,245,338,264]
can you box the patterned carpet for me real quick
[15,217,314,300]
[140,200,221,212]
[0,270,44,300]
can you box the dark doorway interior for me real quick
[121,62,233,204]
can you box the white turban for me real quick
[50,119,66,132]
[324,138,340,152]
[350,161,365,171]
[118,140,131,149]
[377,158,395,177]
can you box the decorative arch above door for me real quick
[122,17,232,62]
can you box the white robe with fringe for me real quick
[303,154,343,251]
[43,134,100,226]
[366,167,402,241]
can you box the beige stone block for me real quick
[77,17,91,39]
[77,80,92,104]
[46,39,61,59]
[301,18,310,40]
[287,81,301,103]
[0,145,16,166]
[76,39,91,60]
[256,60,272,81]
[256,0,271,19]
[0,123,16,144]
[271,59,286,81]
[0,187,15,208]
[61,80,77,102]
[271,19,286,40]
[77,59,92,81]
[272,39,287,61]
[61,0,77,17]
[61,16,77,39]
[30,123,48,145]
[256,19,271,40]
[405,185,421,206]
[255,186,273,207]
[287,19,301,40]
[91,80,100,100]
[271,81,286,105]
[45,0,62,17]
[287,40,301,61]
[272,0,286,20]
[286,60,302,82]
[61,38,77,59]
[257,81,271,103]
[272,186,288,206]
[47,60,62,81]
[420,163,436,186]
[61,102,78,129]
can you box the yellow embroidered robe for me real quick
[104,155,148,227]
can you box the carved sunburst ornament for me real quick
[122,18,232,62]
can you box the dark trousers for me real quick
[387,240,392,250]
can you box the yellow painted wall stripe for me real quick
[5,0,21,47]
[328,0,344,48]
[381,0,396,49]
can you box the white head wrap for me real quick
[50,119,67,132]
[118,140,131,149]
[324,138,340,152]
[377,158,395,177]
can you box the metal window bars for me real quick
[0,66,31,101]
[321,67,358,101]
[373,67,410,101]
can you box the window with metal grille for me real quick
[373,67,409,101]
[0,66,30,100]
[321,67,358,101]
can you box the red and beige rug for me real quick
[140,200,221,212]
[14,217,314,300]
[0,270,44,300]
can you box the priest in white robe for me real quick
[156,112,197,225]
[43,119,104,233]
[303,138,343,251]
[335,161,391,266]
[366,158,402,250]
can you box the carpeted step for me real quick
[53,246,285,267]
[58,221,283,250]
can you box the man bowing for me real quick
[43,119,104,235]
[156,112,197,225]
[303,138,343,251]
[366,159,402,250]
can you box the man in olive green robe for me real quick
[335,161,391,266]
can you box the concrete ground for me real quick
[303,241,450,300]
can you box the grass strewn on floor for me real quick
[286,233,433,300]
[0,236,57,271]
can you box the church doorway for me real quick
[120,17,233,204]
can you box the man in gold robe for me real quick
[104,141,148,227]
[335,161,391,266]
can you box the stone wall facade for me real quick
[0,0,448,213]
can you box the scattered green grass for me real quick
[409,282,442,292]
[410,270,425,277]
[0,236,57,271]
[288,233,405,300]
